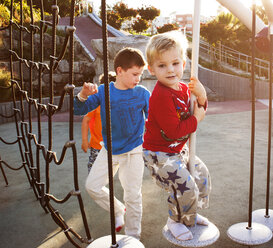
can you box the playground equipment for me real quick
[252,0,273,233]
[1,0,273,247]
[219,0,273,245]
[0,0,93,247]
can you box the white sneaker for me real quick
[167,217,193,241]
[115,214,124,232]
[196,214,209,226]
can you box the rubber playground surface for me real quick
[1,99,273,248]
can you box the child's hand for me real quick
[79,82,98,99]
[188,77,207,100]
[81,141,89,153]
[193,101,205,123]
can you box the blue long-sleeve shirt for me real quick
[74,82,150,155]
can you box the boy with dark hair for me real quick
[74,47,150,239]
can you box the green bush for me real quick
[1,0,41,26]
[0,4,9,27]
[0,68,12,102]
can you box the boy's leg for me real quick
[143,150,199,226]
[193,156,211,209]
[118,145,144,239]
[85,146,125,217]
[180,146,211,209]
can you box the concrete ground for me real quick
[1,100,273,248]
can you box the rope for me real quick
[0,0,92,246]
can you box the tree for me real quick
[100,1,132,30]
[106,10,122,30]
[112,1,137,19]
[100,1,160,34]
[138,6,160,21]
[157,23,178,34]
[132,18,149,33]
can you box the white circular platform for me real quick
[252,209,273,231]
[227,222,272,246]
[162,221,220,247]
[87,234,145,248]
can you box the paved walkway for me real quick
[1,100,273,248]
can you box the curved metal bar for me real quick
[1,160,25,171]
[0,137,19,145]
[46,190,80,204]
[0,0,92,246]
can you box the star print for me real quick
[162,177,170,186]
[197,199,205,208]
[164,170,180,183]
[166,153,176,157]
[164,157,175,166]
[156,175,164,183]
[176,181,190,195]
[175,160,182,165]
[143,150,149,156]
[184,214,192,221]
[193,170,201,180]
[151,167,156,176]
[151,154,158,164]
[182,204,191,212]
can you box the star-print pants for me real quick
[143,146,211,226]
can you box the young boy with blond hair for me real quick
[143,31,211,241]
[74,47,150,239]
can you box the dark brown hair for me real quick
[98,71,116,84]
[114,47,146,72]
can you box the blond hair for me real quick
[146,31,188,66]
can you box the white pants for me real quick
[85,144,144,238]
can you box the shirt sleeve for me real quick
[144,89,151,119]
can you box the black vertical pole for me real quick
[265,31,273,217]
[101,0,117,247]
[248,2,256,229]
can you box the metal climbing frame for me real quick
[0,0,92,247]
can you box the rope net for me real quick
[0,0,92,247]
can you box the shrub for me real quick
[157,23,178,34]
[0,68,12,102]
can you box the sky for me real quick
[90,0,261,18]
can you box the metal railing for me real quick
[188,34,270,79]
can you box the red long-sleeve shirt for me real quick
[143,81,197,153]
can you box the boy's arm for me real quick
[74,83,100,116]
[81,114,92,153]
[79,82,98,100]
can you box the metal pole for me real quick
[248,1,256,229]
[101,0,117,246]
[265,25,273,216]
[189,0,201,175]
